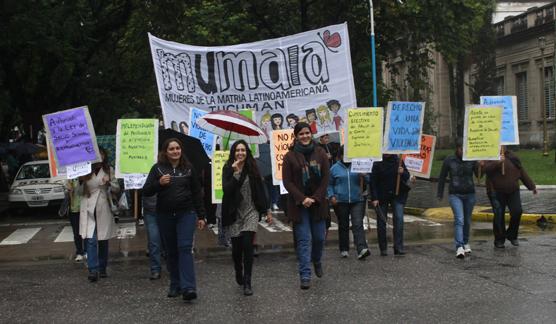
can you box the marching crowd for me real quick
[63,121,537,302]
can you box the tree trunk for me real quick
[455,54,466,137]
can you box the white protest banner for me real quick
[350,159,374,173]
[148,23,357,139]
[123,174,148,190]
[66,161,92,179]
[403,157,424,173]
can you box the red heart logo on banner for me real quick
[322,30,341,48]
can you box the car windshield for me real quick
[16,163,50,180]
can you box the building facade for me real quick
[383,1,556,149]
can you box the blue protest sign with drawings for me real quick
[189,107,214,156]
[480,96,519,145]
[383,101,425,154]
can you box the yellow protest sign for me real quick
[270,129,295,185]
[211,150,228,203]
[345,108,383,160]
[463,105,503,161]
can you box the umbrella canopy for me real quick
[158,129,210,173]
[197,110,267,144]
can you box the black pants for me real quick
[232,231,255,280]
[492,190,522,243]
[69,212,85,255]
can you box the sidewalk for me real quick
[406,179,556,223]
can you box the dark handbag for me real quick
[58,191,70,218]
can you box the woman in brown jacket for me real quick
[282,122,330,290]
[484,146,537,248]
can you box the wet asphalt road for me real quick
[1,235,556,323]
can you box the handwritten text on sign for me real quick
[480,96,519,145]
[123,174,148,190]
[43,107,98,167]
[345,108,383,160]
[384,101,425,154]
[463,106,502,161]
[270,129,295,185]
[211,151,228,203]
[350,159,374,173]
[66,161,92,179]
[118,119,158,175]
[401,134,436,179]
[189,108,214,156]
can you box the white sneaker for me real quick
[74,254,84,262]
[464,244,472,254]
[272,203,279,211]
[456,247,465,259]
[357,248,370,260]
[340,251,349,258]
[138,219,144,226]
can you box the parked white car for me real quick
[8,160,65,208]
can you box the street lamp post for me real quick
[368,0,378,107]
[539,36,549,156]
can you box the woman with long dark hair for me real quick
[222,140,272,296]
[282,122,330,290]
[79,147,119,282]
[143,138,206,302]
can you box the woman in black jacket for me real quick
[143,138,206,302]
[437,141,479,258]
[222,140,272,296]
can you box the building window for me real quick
[516,72,528,121]
[495,76,505,95]
[545,67,556,119]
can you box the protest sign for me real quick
[211,151,228,203]
[47,139,66,179]
[66,161,92,179]
[279,181,288,195]
[344,108,383,161]
[463,105,503,161]
[189,108,215,156]
[123,174,148,190]
[148,23,357,138]
[350,159,374,173]
[383,101,425,154]
[480,96,519,145]
[115,119,158,178]
[270,129,295,185]
[401,134,436,178]
[42,106,100,168]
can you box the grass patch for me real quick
[430,149,556,185]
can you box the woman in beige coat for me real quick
[79,148,119,282]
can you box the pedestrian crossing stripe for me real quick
[0,227,41,245]
[0,216,442,245]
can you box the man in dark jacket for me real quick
[370,154,410,256]
[484,146,537,248]
[437,141,478,258]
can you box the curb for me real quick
[420,206,556,224]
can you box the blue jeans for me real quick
[294,209,326,280]
[86,228,108,273]
[377,198,405,252]
[144,212,162,273]
[449,193,476,249]
[335,201,368,253]
[157,211,197,292]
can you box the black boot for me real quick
[243,275,253,296]
[235,270,244,286]
[88,271,99,283]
